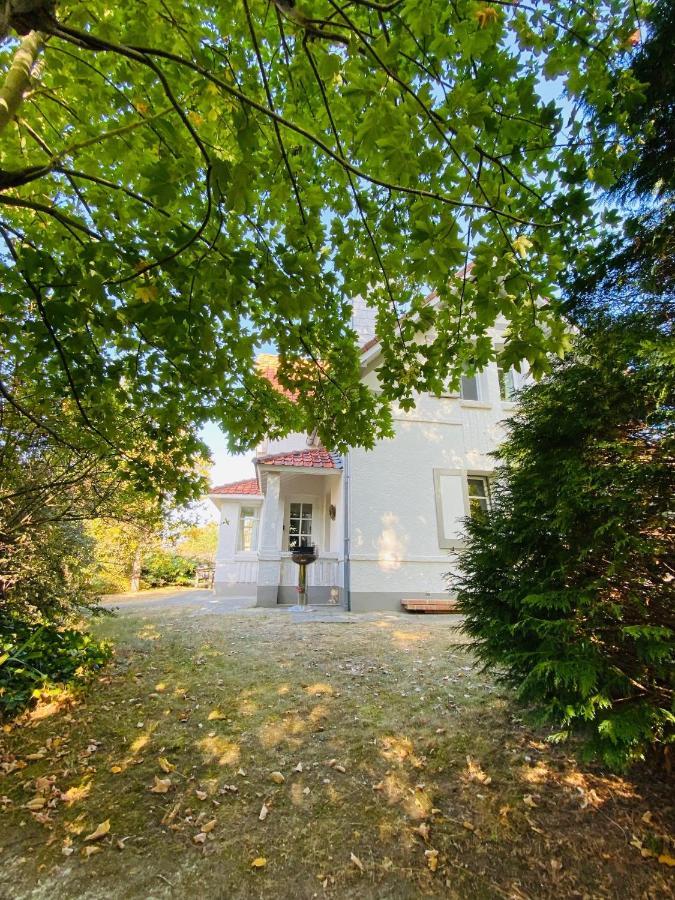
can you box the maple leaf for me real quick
[84,819,111,842]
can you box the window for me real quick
[460,374,481,401]
[498,365,516,401]
[288,502,313,550]
[237,506,259,552]
[467,476,491,518]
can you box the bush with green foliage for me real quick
[141,551,197,588]
[453,319,674,769]
[0,613,111,718]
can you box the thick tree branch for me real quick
[0,29,42,133]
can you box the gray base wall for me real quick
[348,591,452,613]
[214,582,257,598]
[277,585,336,605]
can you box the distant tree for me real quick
[454,318,674,768]
[174,524,218,564]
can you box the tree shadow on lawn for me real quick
[0,610,672,899]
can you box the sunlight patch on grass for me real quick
[61,779,92,805]
[197,735,240,766]
[304,682,333,696]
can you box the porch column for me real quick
[256,472,281,607]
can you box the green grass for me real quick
[0,606,673,899]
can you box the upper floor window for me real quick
[237,506,260,552]
[460,374,482,401]
[288,502,313,550]
[467,476,491,517]
[498,366,516,402]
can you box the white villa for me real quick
[208,302,527,611]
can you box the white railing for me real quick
[280,555,339,588]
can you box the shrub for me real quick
[0,613,112,718]
[141,551,197,588]
[453,318,674,769]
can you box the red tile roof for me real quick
[256,448,342,469]
[210,478,262,496]
[256,353,296,399]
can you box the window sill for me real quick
[459,400,492,409]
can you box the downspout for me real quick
[343,451,351,611]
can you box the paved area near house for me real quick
[101,587,465,628]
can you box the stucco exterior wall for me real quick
[347,357,514,611]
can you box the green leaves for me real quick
[454,317,675,769]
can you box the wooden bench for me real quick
[401,598,459,613]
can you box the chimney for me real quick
[350,294,378,348]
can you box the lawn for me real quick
[0,604,673,899]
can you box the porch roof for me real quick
[255,448,343,470]
[210,477,262,497]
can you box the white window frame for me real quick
[433,468,494,549]
[460,373,482,401]
[466,475,492,517]
[236,505,260,553]
[497,365,517,402]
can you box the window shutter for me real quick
[433,469,466,548]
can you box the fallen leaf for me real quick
[499,804,512,819]
[150,777,172,794]
[251,857,266,868]
[425,848,439,872]
[269,771,285,784]
[462,821,475,832]
[202,818,217,833]
[193,832,207,844]
[335,765,346,774]
[236,768,247,777]
[110,765,123,774]
[208,710,227,721]
[195,790,207,800]
[292,762,303,774]
[259,802,269,821]
[82,845,103,859]
[412,822,430,842]
[158,757,176,774]
[523,794,538,808]
[84,819,110,842]
[350,852,364,873]
[25,796,47,810]
[642,811,653,825]
[659,854,675,867]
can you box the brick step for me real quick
[401,599,459,613]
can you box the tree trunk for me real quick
[129,544,142,593]
[0,29,43,134]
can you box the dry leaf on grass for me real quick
[25,796,47,810]
[193,832,207,844]
[292,762,303,773]
[202,819,217,833]
[350,852,364,872]
[84,819,110,842]
[82,845,103,858]
[659,854,675,867]
[425,849,439,872]
[523,794,538,808]
[269,771,285,784]
[195,790,208,800]
[110,765,123,774]
[259,802,269,821]
[150,777,172,794]
[158,757,176,774]
[412,822,430,842]
[251,857,266,868]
